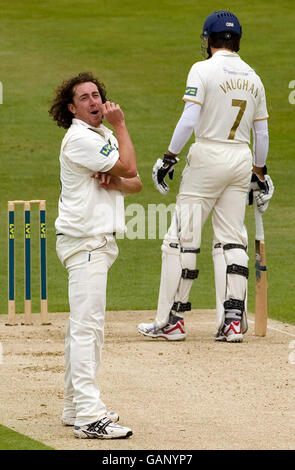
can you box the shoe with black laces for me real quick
[62,410,119,426]
[74,416,132,439]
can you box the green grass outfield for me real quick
[0,424,54,450]
[0,0,294,325]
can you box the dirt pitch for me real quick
[0,310,295,450]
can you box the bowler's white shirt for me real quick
[55,118,125,237]
[183,51,268,144]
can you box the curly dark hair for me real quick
[49,72,107,129]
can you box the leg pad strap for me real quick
[181,247,200,254]
[172,301,191,312]
[224,298,244,313]
[227,264,249,278]
[223,244,247,252]
[182,268,199,279]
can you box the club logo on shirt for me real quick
[100,143,114,157]
[185,87,198,97]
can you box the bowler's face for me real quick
[69,82,103,127]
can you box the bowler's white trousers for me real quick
[56,234,118,426]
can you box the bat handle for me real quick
[254,199,264,241]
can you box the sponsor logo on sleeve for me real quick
[100,142,114,157]
[184,86,198,97]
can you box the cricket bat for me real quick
[254,199,268,336]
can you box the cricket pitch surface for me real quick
[0,310,295,450]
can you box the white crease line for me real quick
[247,319,295,338]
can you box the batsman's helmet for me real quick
[202,10,242,38]
[200,11,242,58]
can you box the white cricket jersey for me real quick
[55,118,125,237]
[183,50,268,144]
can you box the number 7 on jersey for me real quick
[228,99,247,140]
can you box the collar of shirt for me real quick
[72,118,113,140]
[212,50,239,59]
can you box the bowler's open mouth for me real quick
[91,110,99,115]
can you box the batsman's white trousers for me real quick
[156,138,252,328]
[179,138,252,246]
[56,234,118,426]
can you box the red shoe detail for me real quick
[227,321,241,335]
[165,320,185,335]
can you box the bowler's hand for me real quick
[92,172,122,191]
[99,101,125,127]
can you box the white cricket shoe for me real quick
[74,416,132,439]
[62,410,119,426]
[137,317,186,341]
[215,320,243,343]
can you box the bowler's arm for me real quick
[92,172,142,195]
[99,101,137,178]
[119,175,142,194]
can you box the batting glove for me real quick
[248,173,274,213]
[152,154,179,194]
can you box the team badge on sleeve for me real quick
[184,87,198,97]
[100,142,114,157]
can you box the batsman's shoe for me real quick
[62,410,119,426]
[74,416,132,439]
[137,317,186,341]
[215,320,243,343]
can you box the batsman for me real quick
[138,10,274,343]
